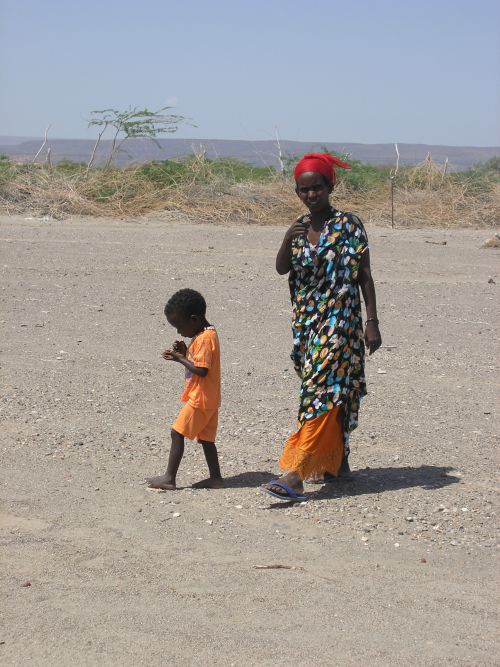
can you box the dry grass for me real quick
[0,157,498,228]
[336,180,500,228]
[0,164,303,223]
[333,157,500,227]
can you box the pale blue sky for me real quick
[1,0,499,146]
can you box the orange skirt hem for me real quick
[279,407,344,480]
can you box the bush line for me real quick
[0,153,498,227]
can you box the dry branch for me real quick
[32,126,51,164]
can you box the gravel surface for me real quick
[1,214,498,666]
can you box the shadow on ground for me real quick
[314,465,460,497]
[224,471,274,488]
[263,465,461,508]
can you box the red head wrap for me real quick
[293,152,351,185]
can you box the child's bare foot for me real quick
[191,477,225,489]
[146,474,176,490]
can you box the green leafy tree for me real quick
[87,106,188,170]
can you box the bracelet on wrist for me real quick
[365,318,379,325]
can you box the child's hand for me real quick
[161,349,183,362]
[162,341,187,362]
[172,340,187,356]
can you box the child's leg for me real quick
[191,409,223,489]
[146,429,184,490]
[191,440,225,489]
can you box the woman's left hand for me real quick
[364,322,382,355]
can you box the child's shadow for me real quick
[266,465,461,508]
[224,471,275,488]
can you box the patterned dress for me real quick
[288,208,369,454]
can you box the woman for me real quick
[261,153,381,502]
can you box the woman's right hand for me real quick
[284,217,309,243]
[276,217,309,274]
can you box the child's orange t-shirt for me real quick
[181,327,221,409]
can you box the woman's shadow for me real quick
[311,465,460,501]
[223,465,461,504]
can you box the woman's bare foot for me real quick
[191,477,225,489]
[306,458,354,484]
[146,474,176,490]
[336,458,354,480]
[305,471,327,484]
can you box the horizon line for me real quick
[1,135,499,150]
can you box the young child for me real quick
[147,288,223,490]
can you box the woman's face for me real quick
[295,172,333,214]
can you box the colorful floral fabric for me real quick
[288,208,369,452]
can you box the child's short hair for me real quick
[165,288,206,319]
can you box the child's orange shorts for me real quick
[172,404,218,443]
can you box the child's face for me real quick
[167,311,203,338]
[295,172,333,214]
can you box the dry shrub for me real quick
[333,158,500,227]
[1,165,171,218]
[0,158,498,228]
[341,179,499,228]
[165,181,302,224]
[390,158,500,227]
[0,163,303,223]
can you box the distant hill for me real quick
[1,136,498,171]
[0,136,39,146]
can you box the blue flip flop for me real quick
[260,479,307,502]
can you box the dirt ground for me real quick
[1,213,498,666]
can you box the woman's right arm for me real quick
[276,218,308,274]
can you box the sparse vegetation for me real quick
[138,156,276,187]
[87,106,188,169]
[0,151,498,227]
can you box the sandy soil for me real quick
[0,214,498,666]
